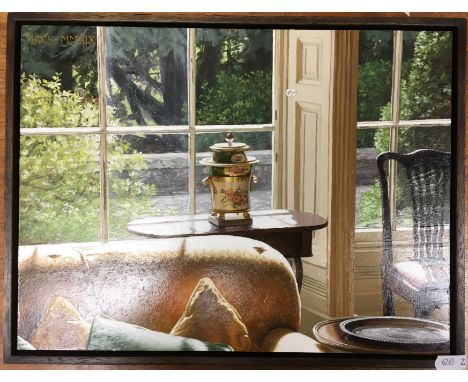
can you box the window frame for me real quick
[4,13,466,367]
[18,26,276,242]
[356,30,452,231]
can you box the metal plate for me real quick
[313,319,375,353]
[339,316,449,350]
[313,318,449,354]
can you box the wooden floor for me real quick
[0,12,466,369]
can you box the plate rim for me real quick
[312,317,449,355]
[339,316,450,346]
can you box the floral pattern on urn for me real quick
[221,186,249,209]
[200,132,258,226]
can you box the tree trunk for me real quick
[160,51,188,125]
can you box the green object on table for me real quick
[86,314,233,352]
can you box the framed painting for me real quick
[2,13,466,368]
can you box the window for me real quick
[19,26,274,244]
[355,30,452,229]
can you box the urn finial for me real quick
[226,132,234,146]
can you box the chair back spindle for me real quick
[377,149,450,265]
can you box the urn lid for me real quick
[209,132,250,152]
[200,132,258,167]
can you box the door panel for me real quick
[296,37,323,86]
[285,30,332,268]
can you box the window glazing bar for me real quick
[357,119,451,130]
[97,26,109,242]
[389,30,404,231]
[390,31,403,126]
[396,119,451,127]
[24,119,450,137]
[194,124,275,133]
[20,127,101,136]
[270,30,277,210]
[106,126,190,135]
[19,124,277,136]
[188,28,197,215]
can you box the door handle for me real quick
[286,88,297,97]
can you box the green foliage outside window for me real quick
[197,70,271,126]
[358,59,392,122]
[19,74,158,244]
[196,70,272,150]
[356,31,393,148]
[356,31,418,148]
[195,28,273,151]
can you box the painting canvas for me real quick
[4,14,465,366]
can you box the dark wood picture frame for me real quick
[3,13,466,368]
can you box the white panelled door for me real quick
[285,30,333,269]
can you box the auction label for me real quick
[435,355,467,370]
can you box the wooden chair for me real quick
[376,149,450,318]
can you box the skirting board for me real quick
[299,305,331,338]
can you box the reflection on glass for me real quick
[355,128,389,228]
[19,136,100,244]
[105,27,188,126]
[400,31,452,120]
[196,28,273,125]
[357,30,393,122]
[108,134,189,239]
[20,25,98,127]
[195,131,273,214]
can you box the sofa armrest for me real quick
[260,327,339,353]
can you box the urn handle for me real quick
[202,176,217,194]
[251,175,258,184]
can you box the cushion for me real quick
[393,260,449,289]
[86,314,232,351]
[170,277,260,352]
[28,296,91,350]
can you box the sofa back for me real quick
[18,235,300,346]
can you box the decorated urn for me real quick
[200,132,258,226]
